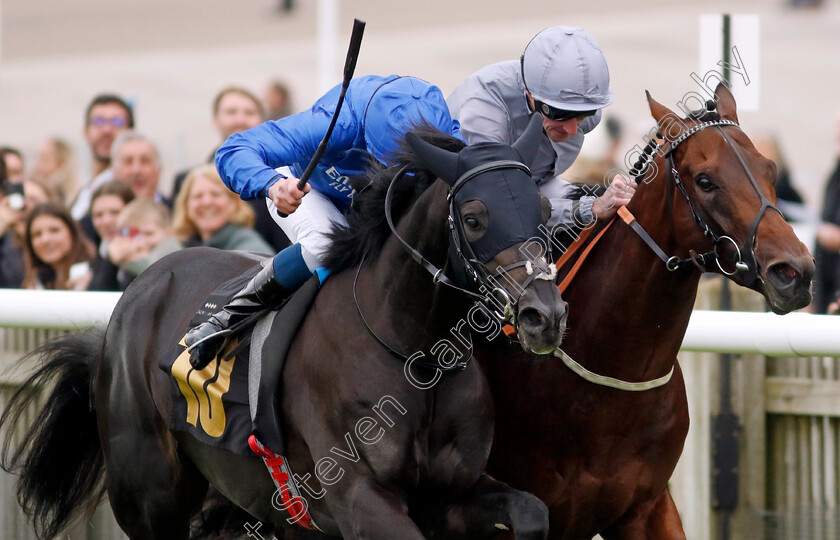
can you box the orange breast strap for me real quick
[553,224,594,272]
[556,216,617,294]
[502,214,619,336]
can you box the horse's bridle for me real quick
[554,117,782,392]
[351,161,555,371]
[384,163,555,325]
[630,118,782,287]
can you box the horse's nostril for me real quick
[768,262,798,289]
[777,264,796,281]
[519,308,547,331]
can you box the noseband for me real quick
[630,118,782,286]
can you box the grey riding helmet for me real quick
[520,26,614,112]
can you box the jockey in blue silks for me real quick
[186,75,462,368]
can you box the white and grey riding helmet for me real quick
[520,26,614,113]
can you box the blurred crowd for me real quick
[2,77,840,314]
[0,80,292,293]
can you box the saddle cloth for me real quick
[159,272,321,456]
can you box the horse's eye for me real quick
[464,216,480,229]
[696,175,716,192]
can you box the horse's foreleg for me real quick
[426,473,549,540]
[328,476,426,540]
[600,487,686,540]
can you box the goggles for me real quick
[532,100,596,122]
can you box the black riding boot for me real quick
[185,262,287,369]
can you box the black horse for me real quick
[2,121,567,539]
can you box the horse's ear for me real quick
[714,83,739,123]
[646,90,687,143]
[512,113,544,165]
[406,132,459,185]
[646,90,676,125]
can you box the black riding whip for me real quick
[296,18,366,191]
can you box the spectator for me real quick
[173,164,273,255]
[22,202,94,290]
[70,94,134,219]
[172,87,265,199]
[32,137,80,205]
[448,26,634,228]
[90,181,135,245]
[815,116,840,313]
[603,116,625,171]
[79,128,166,247]
[1,146,25,183]
[0,179,54,288]
[171,86,287,252]
[108,199,181,289]
[0,156,21,287]
[214,86,266,141]
[21,180,54,215]
[752,133,815,223]
[87,181,135,291]
[111,131,172,207]
[264,79,293,120]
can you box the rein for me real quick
[553,116,778,392]
[352,253,472,372]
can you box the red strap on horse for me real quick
[248,435,317,531]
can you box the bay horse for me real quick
[1,123,568,539]
[479,84,814,539]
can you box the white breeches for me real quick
[266,168,348,271]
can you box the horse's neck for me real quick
[564,175,702,381]
[365,181,471,352]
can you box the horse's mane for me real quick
[323,124,466,272]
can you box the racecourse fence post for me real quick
[710,17,741,540]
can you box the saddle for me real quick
[159,271,321,456]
